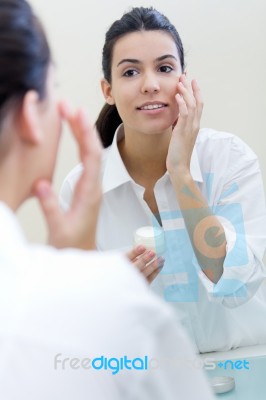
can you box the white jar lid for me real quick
[134,226,165,255]
[210,376,235,394]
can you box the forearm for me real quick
[170,170,226,283]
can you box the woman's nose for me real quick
[141,73,160,94]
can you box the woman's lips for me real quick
[137,103,168,110]
[137,102,168,114]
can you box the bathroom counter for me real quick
[199,344,266,360]
[199,345,266,399]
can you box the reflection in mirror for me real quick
[60,5,266,354]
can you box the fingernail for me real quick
[136,245,145,252]
[34,181,50,198]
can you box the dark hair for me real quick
[96,7,185,148]
[0,0,51,127]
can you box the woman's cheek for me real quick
[170,100,179,122]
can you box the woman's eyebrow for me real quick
[117,58,139,67]
[156,54,177,62]
[117,54,178,67]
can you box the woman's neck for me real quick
[118,126,172,186]
[0,147,30,211]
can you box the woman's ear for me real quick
[19,90,43,145]
[101,79,115,105]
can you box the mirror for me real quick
[22,0,266,353]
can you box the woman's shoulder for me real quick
[61,146,112,189]
[102,145,112,165]
[61,163,84,189]
[197,127,242,143]
[196,128,257,160]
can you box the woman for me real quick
[60,7,266,352]
[0,1,216,399]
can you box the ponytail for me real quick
[95,103,122,148]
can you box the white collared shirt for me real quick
[60,125,266,352]
[0,202,215,399]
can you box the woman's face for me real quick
[104,30,182,136]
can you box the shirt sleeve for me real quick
[197,136,266,307]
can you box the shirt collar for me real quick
[102,124,133,193]
[102,124,203,193]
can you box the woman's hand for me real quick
[126,245,164,283]
[166,75,203,179]
[166,78,225,283]
[34,101,102,250]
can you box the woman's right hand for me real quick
[126,245,164,283]
[34,101,102,250]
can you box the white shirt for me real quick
[0,202,214,399]
[60,125,266,352]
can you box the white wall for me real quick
[20,0,266,243]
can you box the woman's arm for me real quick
[167,76,226,283]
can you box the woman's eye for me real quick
[123,69,138,77]
[159,65,173,73]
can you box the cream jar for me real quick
[134,226,165,256]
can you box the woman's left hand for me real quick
[166,75,203,178]
[126,245,164,284]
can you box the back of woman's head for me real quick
[0,0,50,127]
[96,7,185,147]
